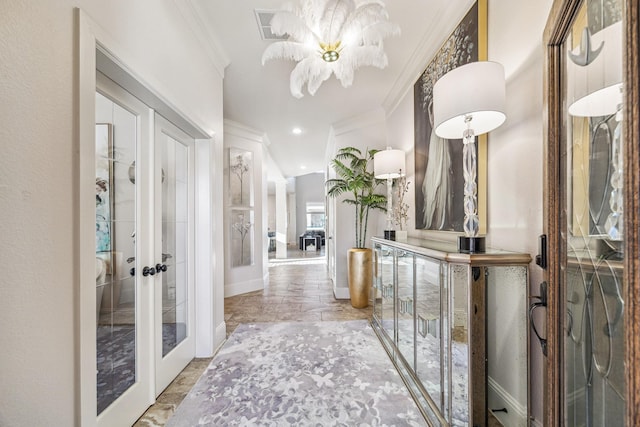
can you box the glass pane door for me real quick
[160,127,189,356]
[154,114,195,395]
[562,1,625,424]
[396,250,415,369]
[95,74,154,427]
[95,93,138,414]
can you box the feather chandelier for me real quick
[261,0,400,98]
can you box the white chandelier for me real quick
[262,0,400,98]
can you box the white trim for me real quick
[78,10,99,424]
[224,119,267,143]
[487,375,528,427]
[215,322,228,349]
[331,108,386,137]
[224,276,266,298]
[194,139,217,357]
[211,136,227,353]
[333,285,350,300]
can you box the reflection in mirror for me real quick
[95,92,137,414]
[396,251,415,370]
[415,256,447,417]
[486,265,529,426]
[564,0,625,424]
[450,264,469,425]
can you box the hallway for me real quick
[135,249,372,426]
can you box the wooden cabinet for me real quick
[371,237,531,426]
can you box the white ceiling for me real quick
[186,0,474,178]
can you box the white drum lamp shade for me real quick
[434,61,506,138]
[374,148,405,179]
[568,21,622,117]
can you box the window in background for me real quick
[306,203,325,230]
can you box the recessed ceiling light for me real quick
[300,165,307,170]
[292,127,302,135]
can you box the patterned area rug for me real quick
[166,320,427,426]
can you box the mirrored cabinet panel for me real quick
[372,237,530,426]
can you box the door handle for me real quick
[529,281,548,356]
[156,263,167,273]
[142,266,156,276]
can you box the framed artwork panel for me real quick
[414,0,487,233]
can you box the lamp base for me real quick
[458,236,485,253]
[384,230,396,241]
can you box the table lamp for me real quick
[433,61,506,253]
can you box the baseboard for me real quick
[333,285,350,299]
[224,277,265,297]
[214,321,227,350]
[488,376,527,427]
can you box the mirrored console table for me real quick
[371,237,531,427]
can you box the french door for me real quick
[543,0,640,425]
[95,74,195,426]
[153,114,196,395]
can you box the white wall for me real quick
[267,195,276,231]
[287,192,297,245]
[384,0,553,423]
[0,1,224,425]
[294,172,326,237]
[329,110,389,296]
[487,1,553,422]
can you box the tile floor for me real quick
[134,247,371,426]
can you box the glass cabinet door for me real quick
[450,263,470,425]
[373,243,383,324]
[396,250,415,369]
[415,255,448,418]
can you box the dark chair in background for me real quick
[299,230,325,250]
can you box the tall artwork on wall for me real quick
[414,0,487,232]
[228,148,255,267]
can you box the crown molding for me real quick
[382,0,475,117]
[224,119,266,143]
[331,108,386,137]
[174,0,231,78]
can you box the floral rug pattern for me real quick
[166,320,427,426]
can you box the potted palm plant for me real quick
[326,147,387,308]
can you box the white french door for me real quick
[95,74,195,426]
[153,114,196,395]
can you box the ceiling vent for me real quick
[255,10,289,40]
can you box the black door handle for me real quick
[142,266,156,276]
[156,263,167,272]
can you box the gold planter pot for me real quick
[347,248,372,308]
